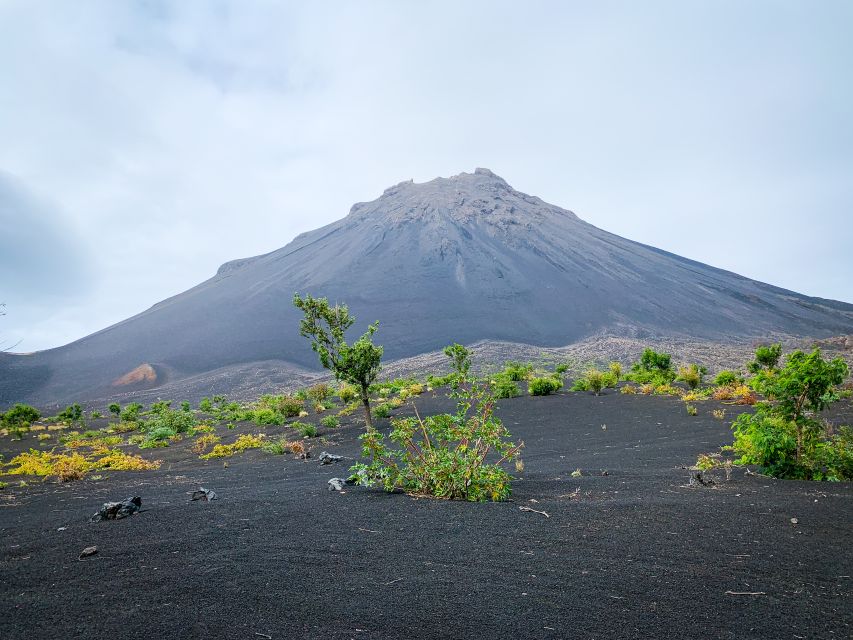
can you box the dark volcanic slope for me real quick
[3,168,852,404]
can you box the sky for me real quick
[1,0,851,352]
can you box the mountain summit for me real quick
[2,169,852,404]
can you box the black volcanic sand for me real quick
[1,391,851,639]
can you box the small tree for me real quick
[747,343,782,374]
[677,364,707,390]
[443,343,471,379]
[293,294,383,429]
[108,403,121,421]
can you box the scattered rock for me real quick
[79,546,98,559]
[91,497,142,522]
[328,478,346,492]
[790,517,799,525]
[318,452,342,465]
[689,472,715,487]
[600,470,609,476]
[191,487,218,502]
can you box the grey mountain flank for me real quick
[2,168,852,406]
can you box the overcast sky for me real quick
[2,1,851,352]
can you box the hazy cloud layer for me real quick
[2,1,851,351]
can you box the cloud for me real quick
[0,0,851,350]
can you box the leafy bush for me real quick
[257,395,303,419]
[373,403,392,419]
[555,363,569,375]
[192,434,221,454]
[570,378,588,392]
[677,364,707,390]
[627,348,676,384]
[108,403,122,419]
[351,380,523,502]
[321,416,340,428]
[338,383,357,403]
[307,383,332,403]
[201,434,266,459]
[529,377,562,396]
[443,343,471,377]
[491,376,520,399]
[714,370,741,387]
[685,404,698,416]
[609,361,622,381]
[293,422,318,438]
[251,407,286,426]
[504,361,533,382]
[198,397,213,413]
[56,403,84,425]
[2,403,40,439]
[120,403,143,422]
[747,343,782,374]
[602,371,618,388]
[620,385,638,394]
[584,370,605,395]
[726,348,850,480]
[143,406,197,435]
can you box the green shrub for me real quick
[198,397,213,413]
[373,403,392,419]
[120,403,143,422]
[338,383,357,403]
[293,422,318,438]
[504,361,533,382]
[627,348,675,384]
[252,407,285,426]
[714,370,741,387]
[608,361,622,381]
[491,377,520,399]
[726,348,850,480]
[257,394,303,419]
[321,416,340,428]
[307,383,332,403]
[584,370,605,395]
[677,364,707,390]
[555,363,569,375]
[747,343,782,374]
[426,373,457,388]
[529,377,562,396]
[685,403,698,416]
[601,371,618,388]
[570,378,588,392]
[108,403,121,419]
[148,400,172,415]
[351,380,523,502]
[142,406,197,436]
[56,403,84,425]
[2,403,40,427]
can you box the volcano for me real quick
[3,168,852,405]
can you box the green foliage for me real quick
[251,407,286,426]
[373,403,392,419]
[677,364,707,390]
[529,377,562,396]
[351,380,523,502]
[491,376,520,399]
[293,293,383,429]
[321,415,340,428]
[338,383,357,403]
[180,401,191,413]
[120,403,143,422]
[198,397,213,412]
[714,370,741,387]
[555,363,569,375]
[569,378,588,391]
[627,348,676,384]
[608,361,622,381]
[727,348,850,481]
[108,402,121,418]
[56,403,83,425]
[292,421,318,438]
[685,403,698,416]
[601,371,618,388]
[747,343,782,374]
[257,394,303,419]
[443,343,471,377]
[2,403,40,427]
[138,405,197,447]
[426,372,458,388]
[584,370,605,395]
[503,361,533,382]
[90,410,104,419]
[307,383,332,403]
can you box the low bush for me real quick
[351,380,523,502]
[293,422,318,438]
[620,385,638,394]
[504,361,533,382]
[609,361,623,381]
[373,403,392,419]
[321,415,340,428]
[714,370,742,387]
[491,376,520,399]
[584,370,605,396]
[685,404,697,416]
[2,403,40,429]
[6,448,160,481]
[192,434,221,454]
[201,434,266,459]
[529,377,562,396]
[677,364,707,390]
[120,403,143,422]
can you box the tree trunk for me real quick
[361,386,374,431]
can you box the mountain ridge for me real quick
[2,168,852,406]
